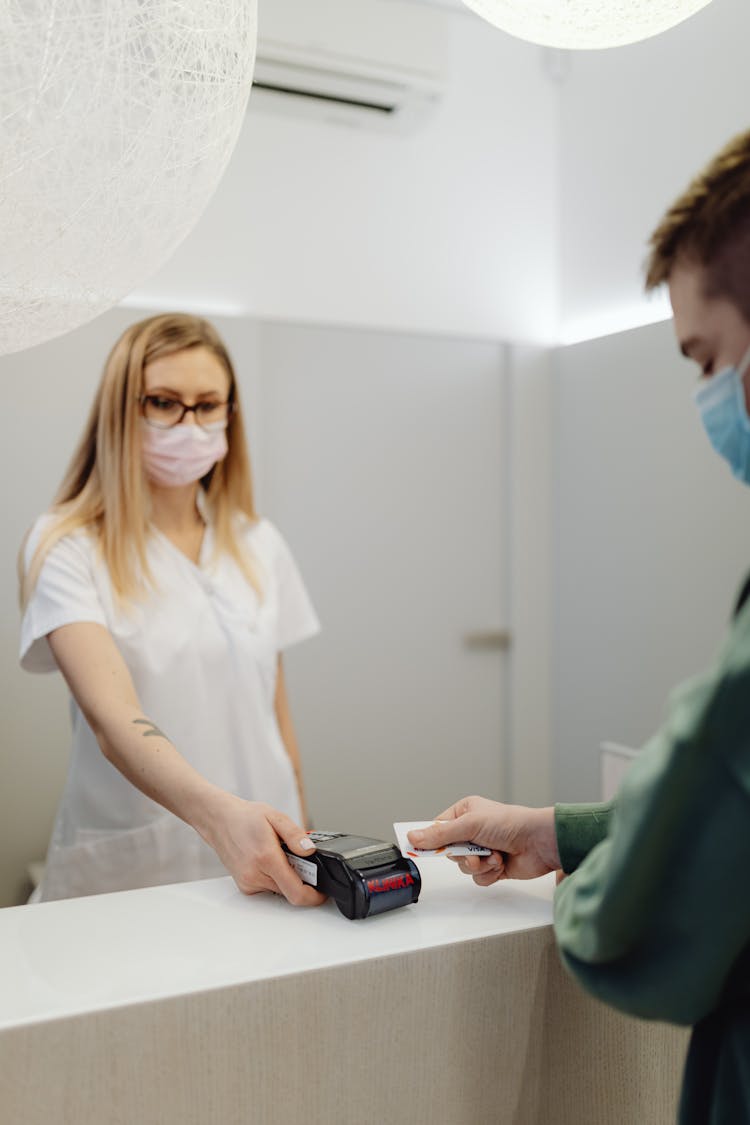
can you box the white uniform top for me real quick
[20,505,320,902]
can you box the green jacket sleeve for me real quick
[553,607,750,1027]
[555,801,615,874]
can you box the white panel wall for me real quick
[558,0,750,339]
[552,319,750,801]
[507,345,553,805]
[256,322,510,838]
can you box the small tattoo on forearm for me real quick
[133,718,168,740]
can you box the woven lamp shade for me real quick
[0,1,257,355]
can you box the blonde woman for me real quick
[19,313,325,906]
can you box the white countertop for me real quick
[0,861,554,1032]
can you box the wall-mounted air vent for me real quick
[251,0,447,132]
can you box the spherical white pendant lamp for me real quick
[0,2,257,355]
[461,0,715,50]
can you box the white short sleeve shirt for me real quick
[20,510,320,901]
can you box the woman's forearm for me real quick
[91,699,229,846]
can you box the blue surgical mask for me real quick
[694,345,750,483]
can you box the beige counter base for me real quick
[1,926,688,1125]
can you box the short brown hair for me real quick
[645,129,750,321]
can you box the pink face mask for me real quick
[141,420,228,487]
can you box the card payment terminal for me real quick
[284,831,421,920]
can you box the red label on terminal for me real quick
[367,873,415,894]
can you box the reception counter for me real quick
[0,860,687,1124]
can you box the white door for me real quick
[258,322,509,839]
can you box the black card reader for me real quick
[283,831,421,920]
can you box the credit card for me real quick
[393,820,491,858]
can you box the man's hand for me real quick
[408,795,560,885]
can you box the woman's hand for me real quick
[206,795,327,906]
[408,795,561,886]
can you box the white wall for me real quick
[558,0,750,340]
[507,345,553,805]
[124,0,750,346]
[552,319,750,801]
[257,321,511,837]
[127,4,561,343]
[0,311,128,908]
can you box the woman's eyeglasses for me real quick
[139,394,235,430]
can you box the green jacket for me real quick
[554,593,750,1125]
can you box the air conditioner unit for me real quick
[251,0,448,132]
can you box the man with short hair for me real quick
[410,130,750,1123]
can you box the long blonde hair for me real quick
[21,313,261,607]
